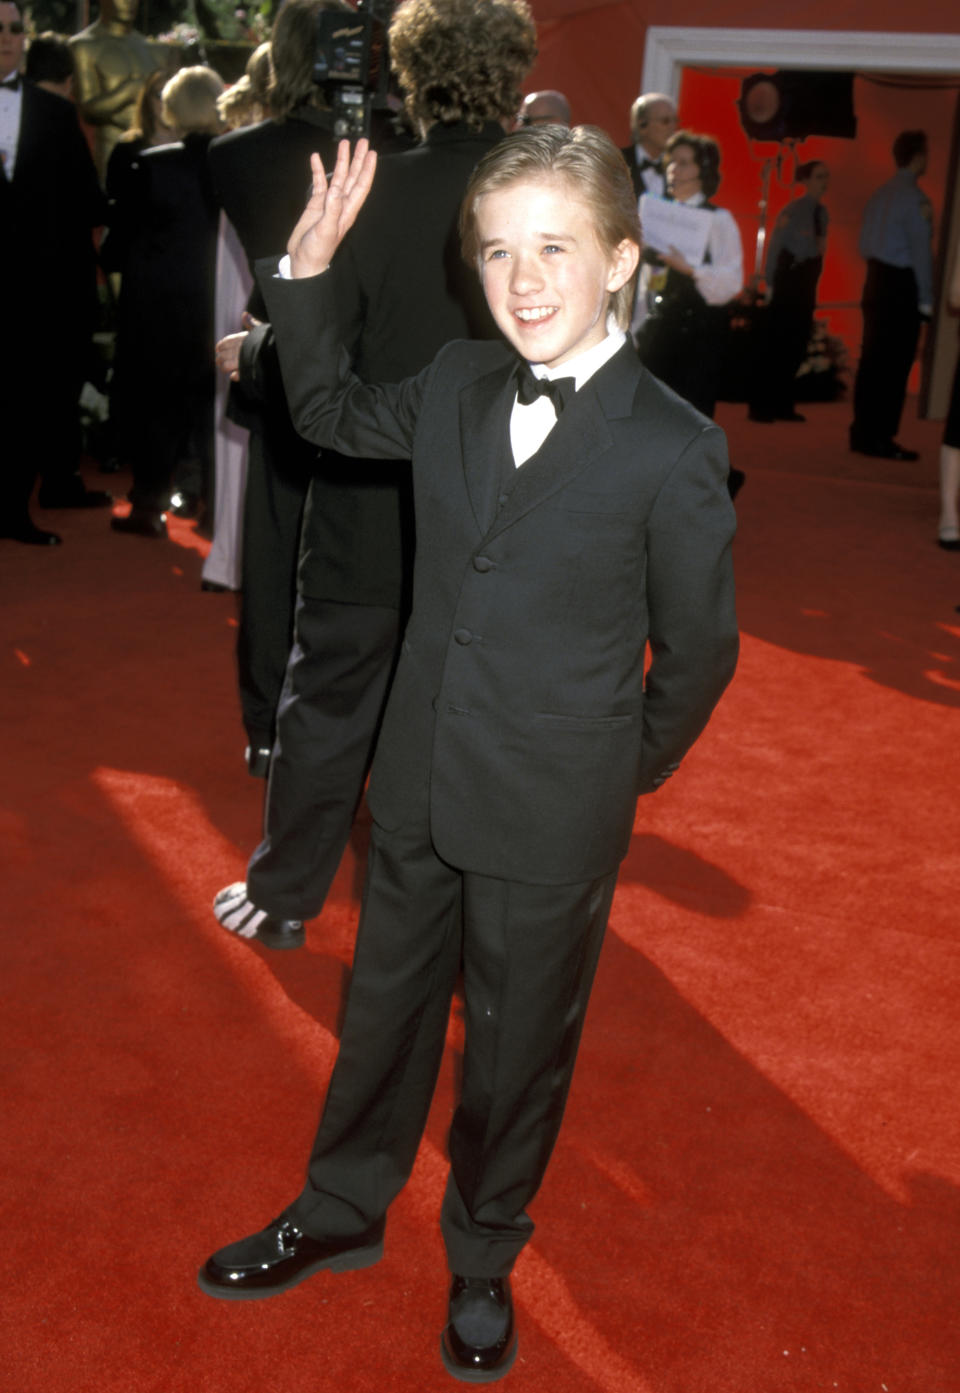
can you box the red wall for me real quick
[677,68,957,356]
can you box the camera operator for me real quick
[211,0,537,947]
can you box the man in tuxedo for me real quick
[207,0,350,769]
[211,0,536,948]
[1,1,109,546]
[199,126,737,1382]
[621,89,676,199]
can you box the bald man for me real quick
[515,88,570,128]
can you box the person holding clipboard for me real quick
[634,131,743,424]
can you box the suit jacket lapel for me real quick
[459,361,517,535]
[486,341,643,540]
[12,85,40,185]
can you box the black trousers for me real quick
[288,817,618,1276]
[636,301,727,419]
[235,426,313,752]
[247,594,401,919]
[851,259,921,449]
[129,373,214,514]
[6,318,91,527]
[750,258,820,419]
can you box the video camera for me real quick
[312,1,394,140]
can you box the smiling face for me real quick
[0,2,24,81]
[475,175,638,369]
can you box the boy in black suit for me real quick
[200,128,738,1383]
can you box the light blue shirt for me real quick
[766,192,827,278]
[859,168,933,311]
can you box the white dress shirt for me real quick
[632,144,666,198]
[0,74,23,179]
[679,192,743,307]
[510,324,626,467]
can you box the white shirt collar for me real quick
[527,322,627,393]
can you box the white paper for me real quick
[639,195,713,268]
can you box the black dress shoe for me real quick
[938,536,960,551]
[199,1214,385,1299]
[850,439,919,462]
[0,520,62,546]
[111,509,168,539]
[200,578,233,593]
[441,1275,517,1383]
[727,467,746,500]
[213,882,305,949]
[39,485,113,508]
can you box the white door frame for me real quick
[641,26,960,97]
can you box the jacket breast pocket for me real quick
[533,711,636,731]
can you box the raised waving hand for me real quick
[287,138,378,280]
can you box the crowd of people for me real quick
[2,1,951,554]
[3,0,958,1381]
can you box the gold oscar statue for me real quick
[70,0,162,180]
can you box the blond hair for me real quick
[162,65,225,136]
[217,75,260,130]
[460,124,641,328]
[246,40,272,113]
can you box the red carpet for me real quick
[3,398,959,1392]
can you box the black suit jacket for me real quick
[208,109,339,319]
[261,267,739,885]
[3,83,105,336]
[621,143,666,201]
[115,133,219,384]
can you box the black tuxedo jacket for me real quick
[260,267,739,886]
[3,83,105,333]
[621,142,643,199]
[115,133,219,383]
[208,109,339,319]
[621,143,666,201]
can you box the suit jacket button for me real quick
[473,555,493,572]
[453,628,473,645]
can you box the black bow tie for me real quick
[515,361,576,417]
[0,74,21,91]
[639,157,662,174]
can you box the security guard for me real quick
[850,130,933,461]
